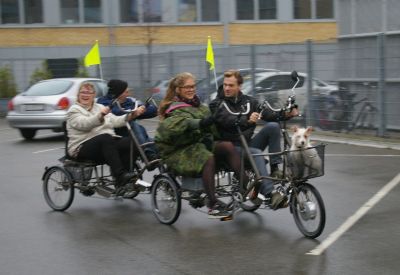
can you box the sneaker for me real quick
[208,203,231,219]
[269,190,288,210]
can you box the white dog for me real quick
[288,126,322,178]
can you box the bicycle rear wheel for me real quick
[151,175,181,225]
[42,166,75,211]
[291,182,325,238]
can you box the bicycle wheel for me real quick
[151,175,181,225]
[240,169,261,212]
[42,166,75,211]
[291,182,325,238]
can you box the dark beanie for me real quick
[107,79,128,98]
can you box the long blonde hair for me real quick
[158,72,196,119]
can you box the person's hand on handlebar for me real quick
[100,106,111,116]
[286,107,299,118]
[127,105,146,121]
[248,112,259,124]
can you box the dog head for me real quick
[291,126,313,149]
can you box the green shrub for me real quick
[0,65,17,98]
[30,61,52,85]
[75,58,89,77]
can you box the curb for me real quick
[312,134,400,151]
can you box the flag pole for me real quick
[213,67,218,91]
[206,36,218,92]
[99,64,103,80]
[97,40,103,79]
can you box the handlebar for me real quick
[258,71,299,119]
[110,96,155,114]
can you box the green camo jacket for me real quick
[155,102,216,177]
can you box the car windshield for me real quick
[24,80,73,96]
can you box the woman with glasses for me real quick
[66,81,142,188]
[155,72,245,219]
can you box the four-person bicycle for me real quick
[42,71,326,239]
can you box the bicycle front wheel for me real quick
[42,166,75,211]
[151,175,181,225]
[291,183,325,238]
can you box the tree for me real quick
[0,65,17,98]
[75,58,89,77]
[30,60,52,85]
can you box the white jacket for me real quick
[66,103,127,157]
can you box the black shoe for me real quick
[269,190,288,210]
[116,172,137,187]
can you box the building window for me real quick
[294,0,333,19]
[120,0,138,23]
[236,0,276,20]
[24,0,43,24]
[61,0,102,24]
[84,0,101,23]
[178,0,196,22]
[201,0,219,22]
[120,0,161,23]
[0,0,44,24]
[178,0,220,22]
[237,0,253,20]
[61,0,79,24]
[259,0,276,20]
[1,0,20,23]
[316,0,333,19]
[143,0,161,22]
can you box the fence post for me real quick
[168,51,174,77]
[250,45,256,97]
[377,33,386,137]
[139,54,145,89]
[306,39,313,127]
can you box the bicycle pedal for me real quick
[220,215,233,221]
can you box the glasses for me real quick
[180,85,196,90]
[80,90,95,95]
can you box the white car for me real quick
[6,78,107,140]
[238,71,337,113]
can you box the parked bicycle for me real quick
[150,71,326,238]
[345,94,378,132]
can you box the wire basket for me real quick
[285,144,325,180]
[65,165,93,183]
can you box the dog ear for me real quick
[306,126,313,133]
[291,125,299,132]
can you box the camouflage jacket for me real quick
[155,102,216,177]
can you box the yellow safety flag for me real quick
[206,36,215,71]
[84,41,101,67]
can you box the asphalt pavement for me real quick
[1,118,400,275]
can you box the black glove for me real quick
[199,115,215,128]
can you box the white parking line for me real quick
[326,154,400,157]
[306,172,400,256]
[33,147,63,154]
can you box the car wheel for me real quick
[19,129,37,140]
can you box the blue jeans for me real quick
[129,121,158,157]
[249,122,282,166]
[239,122,282,195]
[234,146,274,196]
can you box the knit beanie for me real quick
[107,79,128,98]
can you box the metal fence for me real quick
[1,36,400,137]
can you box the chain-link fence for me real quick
[1,36,400,137]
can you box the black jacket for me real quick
[209,91,286,145]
